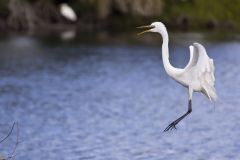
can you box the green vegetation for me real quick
[164,0,240,29]
[0,0,240,31]
[0,0,8,16]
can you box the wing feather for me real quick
[184,45,198,70]
[193,43,217,101]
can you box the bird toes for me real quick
[163,122,177,132]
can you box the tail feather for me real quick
[209,87,217,102]
[202,84,217,102]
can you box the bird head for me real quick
[137,22,167,35]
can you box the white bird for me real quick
[137,22,217,132]
[60,3,77,22]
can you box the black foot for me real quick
[163,99,192,132]
[163,121,178,132]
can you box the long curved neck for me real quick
[160,29,182,77]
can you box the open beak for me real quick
[137,25,154,35]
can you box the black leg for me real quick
[163,100,192,132]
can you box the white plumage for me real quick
[60,3,77,22]
[186,43,217,101]
[180,43,217,102]
[137,22,217,131]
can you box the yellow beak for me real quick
[137,25,154,35]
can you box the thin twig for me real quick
[6,122,19,160]
[0,122,16,144]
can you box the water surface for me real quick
[0,32,239,160]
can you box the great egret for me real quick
[137,22,217,132]
[60,3,77,22]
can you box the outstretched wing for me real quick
[184,45,197,70]
[186,43,217,101]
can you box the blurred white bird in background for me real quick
[137,22,217,132]
[60,3,77,22]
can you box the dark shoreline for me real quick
[1,0,240,33]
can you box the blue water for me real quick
[0,33,240,160]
